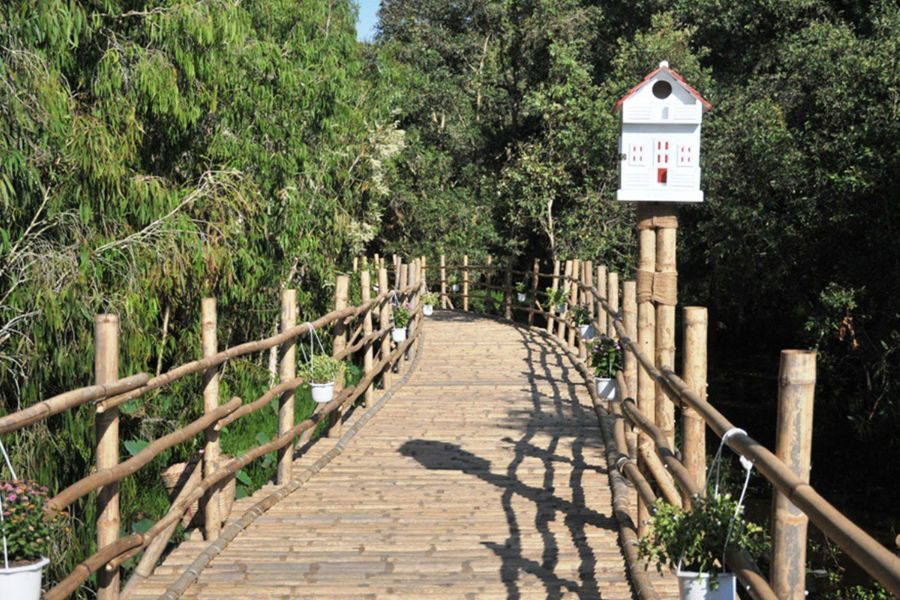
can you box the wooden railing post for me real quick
[95,314,120,600]
[327,275,349,438]
[406,261,417,361]
[277,289,296,481]
[392,254,400,288]
[567,259,579,348]
[595,266,608,337]
[771,350,817,599]
[623,280,638,458]
[440,254,447,309]
[547,259,560,333]
[558,259,572,341]
[420,255,427,289]
[682,306,708,494]
[636,204,657,535]
[361,270,374,407]
[201,298,222,539]
[656,207,678,450]
[378,267,393,390]
[607,272,619,340]
[528,258,539,327]
[503,257,513,320]
[462,255,469,311]
[583,259,594,323]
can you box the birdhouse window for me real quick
[652,80,672,99]
[678,144,693,166]
[628,144,645,166]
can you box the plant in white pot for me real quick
[392,303,411,342]
[421,292,438,316]
[0,480,62,600]
[544,287,568,315]
[301,354,345,404]
[590,336,622,401]
[572,305,593,340]
[515,281,528,303]
[638,494,768,600]
[448,274,460,292]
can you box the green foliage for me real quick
[544,287,568,310]
[571,305,590,326]
[0,480,65,563]
[421,291,438,306]
[590,336,623,378]
[638,495,768,578]
[392,304,411,328]
[300,354,345,385]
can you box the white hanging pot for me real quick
[310,382,335,404]
[595,377,618,401]
[0,557,49,600]
[557,303,568,314]
[392,327,408,343]
[677,571,737,600]
[579,324,594,339]
[423,305,434,316]
[451,284,460,292]
[517,292,527,303]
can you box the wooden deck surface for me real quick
[130,312,676,599]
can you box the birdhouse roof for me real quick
[614,62,712,111]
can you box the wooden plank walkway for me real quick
[130,312,676,599]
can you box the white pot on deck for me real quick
[595,377,618,401]
[310,382,335,404]
[517,292,527,303]
[0,557,49,600]
[392,327,408,343]
[579,324,594,340]
[423,305,434,316]
[677,572,736,600]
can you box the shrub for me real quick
[300,354,345,385]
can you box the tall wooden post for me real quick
[360,271,374,407]
[378,267,392,390]
[771,350,817,599]
[596,266,608,337]
[392,254,400,288]
[277,290,296,483]
[607,272,620,340]
[547,260,560,333]
[328,275,349,438]
[440,254,448,309]
[95,314,120,600]
[558,260,572,341]
[201,298,222,539]
[420,256,427,288]
[503,257,513,320]
[398,262,408,291]
[567,259,580,348]
[528,258,540,326]
[406,261,417,361]
[462,255,469,312]
[683,307,708,493]
[623,282,638,407]
[636,204,657,535]
[655,206,678,449]
[583,260,594,322]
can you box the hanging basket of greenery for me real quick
[515,281,528,303]
[572,305,593,340]
[421,292,438,316]
[590,336,622,401]
[301,354,345,404]
[392,302,411,342]
[544,287,568,314]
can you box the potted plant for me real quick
[515,281,528,303]
[300,354,345,404]
[448,273,460,292]
[591,336,623,401]
[421,291,438,316]
[0,480,62,600]
[544,287,568,314]
[392,303,411,342]
[639,495,768,600]
[572,305,593,339]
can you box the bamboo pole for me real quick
[596,266,608,337]
[656,206,678,450]
[580,261,593,361]
[392,254,400,287]
[420,255,427,288]
[361,271,374,407]
[547,260,560,333]
[200,298,221,539]
[528,258,540,327]
[636,204,656,535]
[771,350,817,599]
[567,259,580,348]
[558,260,572,341]
[406,261,417,362]
[682,306,708,493]
[462,255,469,311]
[277,290,297,482]
[608,272,620,340]
[440,254,447,309]
[327,275,349,438]
[378,268,392,390]
[95,314,120,600]
[623,281,638,457]
[503,257,513,319]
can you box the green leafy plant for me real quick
[421,291,438,306]
[638,495,768,582]
[591,336,623,378]
[0,480,65,564]
[300,354,345,385]
[393,303,412,328]
[572,304,591,325]
[515,281,527,294]
[545,287,568,310]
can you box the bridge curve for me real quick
[128,312,675,599]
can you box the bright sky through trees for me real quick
[356,0,379,41]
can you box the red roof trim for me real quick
[614,66,712,111]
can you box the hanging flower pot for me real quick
[421,292,438,317]
[579,324,594,340]
[591,336,623,401]
[676,571,737,600]
[310,382,335,404]
[594,377,618,401]
[0,557,49,600]
[451,283,460,292]
[300,354,345,405]
[517,292,527,303]
[392,327,408,342]
[392,303,411,342]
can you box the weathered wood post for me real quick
[771,350,817,599]
[682,306,708,493]
[558,259,572,341]
[462,255,469,311]
[361,271,374,407]
[277,290,296,483]
[636,205,657,535]
[607,272,620,340]
[596,266,608,338]
[420,255,427,288]
[655,207,678,450]
[406,261,417,361]
[352,256,359,272]
[503,257,513,320]
[378,267,392,390]
[623,281,638,406]
[547,260,560,333]
[567,259,580,348]
[327,275,349,438]
[440,254,448,309]
[580,261,593,361]
[201,298,222,538]
[95,314,120,600]
[392,254,400,288]
[528,258,540,327]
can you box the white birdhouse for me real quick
[615,61,711,203]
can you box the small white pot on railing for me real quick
[392,327,408,343]
[557,303,568,314]
[451,284,460,292]
[517,292,527,303]
[423,305,434,316]
[594,377,618,402]
[579,324,594,340]
[677,571,736,600]
[310,381,335,404]
[0,557,49,600]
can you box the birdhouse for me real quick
[615,61,711,203]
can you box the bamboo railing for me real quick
[433,253,900,599]
[0,262,427,600]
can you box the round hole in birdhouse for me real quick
[652,80,672,99]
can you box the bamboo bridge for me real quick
[2,250,899,600]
